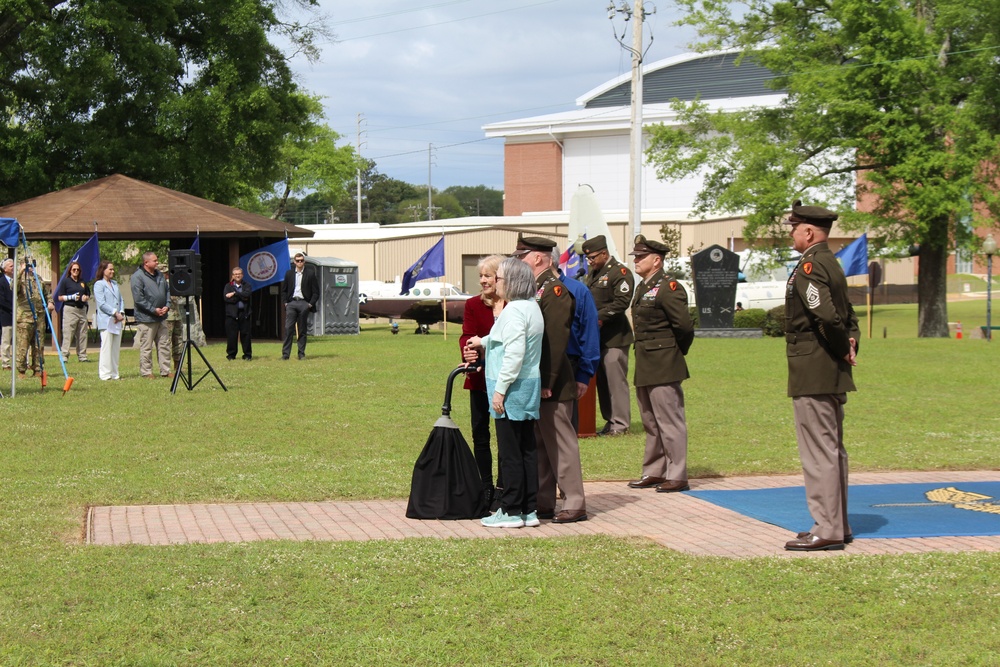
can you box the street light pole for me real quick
[984,233,996,342]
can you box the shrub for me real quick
[734,308,767,330]
[763,305,785,337]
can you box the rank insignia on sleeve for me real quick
[806,283,821,309]
[803,262,813,275]
[619,282,630,293]
[553,285,563,297]
[669,281,678,291]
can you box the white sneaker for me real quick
[481,509,524,528]
[522,511,540,527]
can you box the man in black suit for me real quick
[223,267,253,361]
[280,252,319,360]
[0,258,13,370]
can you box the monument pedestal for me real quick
[695,327,763,338]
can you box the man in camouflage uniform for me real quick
[627,235,695,493]
[582,235,635,436]
[15,261,54,379]
[515,234,588,523]
[160,264,184,372]
[782,201,860,552]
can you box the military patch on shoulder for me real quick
[803,262,813,275]
[553,285,564,297]
[669,281,678,291]
[620,267,628,276]
[805,283,821,310]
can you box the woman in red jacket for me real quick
[460,255,506,507]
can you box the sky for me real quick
[285,0,697,192]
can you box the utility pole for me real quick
[427,143,434,221]
[356,113,366,224]
[609,1,655,261]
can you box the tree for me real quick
[0,0,326,207]
[267,97,357,221]
[442,185,504,217]
[646,0,1000,337]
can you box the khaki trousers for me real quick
[793,394,850,541]
[137,321,171,377]
[636,382,688,481]
[60,306,89,360]
[596,345,631,432]
[534,399,586,513]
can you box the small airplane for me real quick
[358,280,472,333]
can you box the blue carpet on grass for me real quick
[688,482,1000,538]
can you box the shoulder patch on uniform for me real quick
[553,285,564,297]
[803,262,813,275]
[669,281,678,291]
[620,267,627,276]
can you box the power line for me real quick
[329,0,569,42]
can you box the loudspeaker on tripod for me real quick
[168,249,201,297]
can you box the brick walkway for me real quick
[86,470,1000,558]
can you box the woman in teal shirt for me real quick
[464,257,544,528]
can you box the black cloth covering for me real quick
[406,419,489,520]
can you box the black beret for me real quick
[629,234,668,257]
[786,200,838,228]
[581,235,607,254]
[513,233,557,256]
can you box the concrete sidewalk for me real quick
[86,470,1000,558]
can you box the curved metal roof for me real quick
[581,51,784,109]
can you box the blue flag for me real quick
[54,233,101,314]
[190,235,200,254]
[239,238,290,291]
[400,237,445,295]
[0,217,19,247]
[836,233,868,277]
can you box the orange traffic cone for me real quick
[956,321,963,339]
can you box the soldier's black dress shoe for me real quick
[785,533,845,551]
[627,475,666,489]
[797,530,853,544]
[553,509,588,523]
[655,480,690,493]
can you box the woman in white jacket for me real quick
[93,260,125,380]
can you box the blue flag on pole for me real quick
[190,235,200,254]
[400,237,445,295]
[54,233,100,314]
[835,233,868,277]
[239,238,290,291]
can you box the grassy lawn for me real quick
[1,304,998,665]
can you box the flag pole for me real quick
[440,231,447,340]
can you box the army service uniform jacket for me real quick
[631,269,694,388]
[535,268,577,402]
[585,256,635,348]
[784,242,860,397]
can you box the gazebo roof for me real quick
[0,174,313,241]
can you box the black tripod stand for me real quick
[170,296,226,394]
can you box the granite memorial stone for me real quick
[692,244,740,329]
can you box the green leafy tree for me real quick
[647,0,1000,337]
[366,174,422,225]
[0,0,326,206]
[267,96,357,220]
[442,185,504,216]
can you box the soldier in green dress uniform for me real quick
[627,235,695,493]
[782,201,860,552]
[582,235,635,436]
